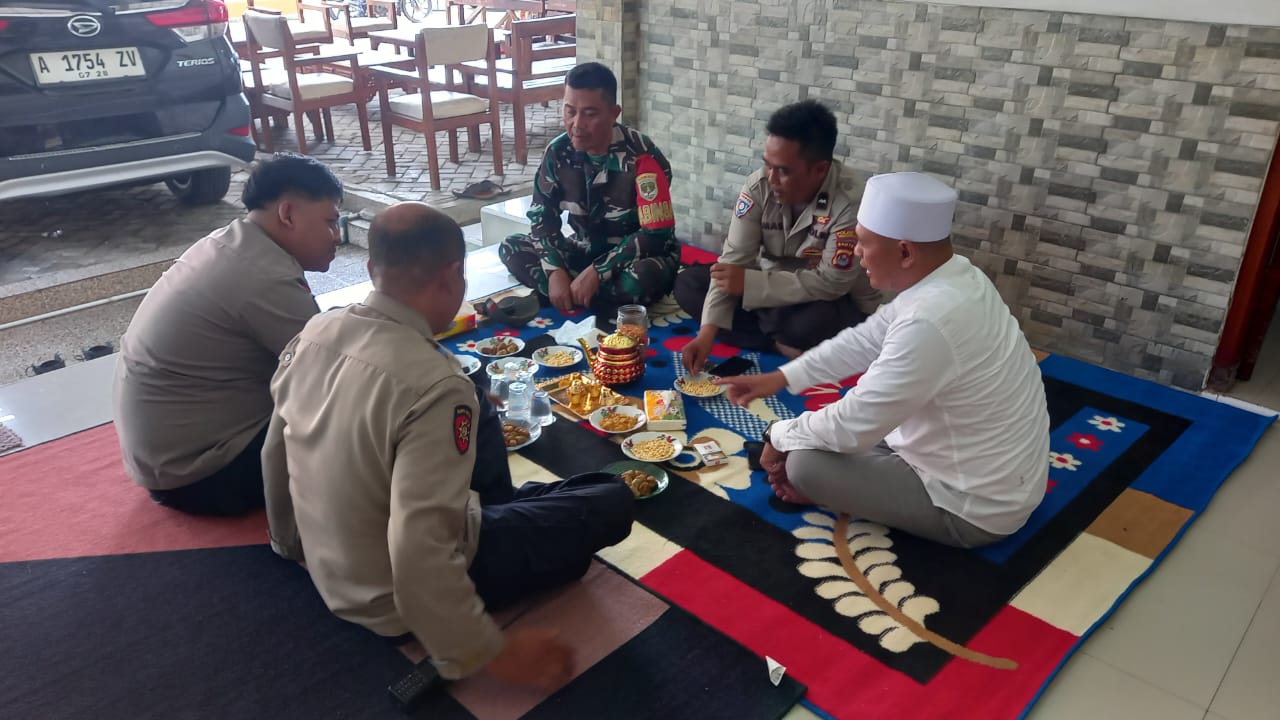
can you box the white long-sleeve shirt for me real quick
[770,255,1050,535]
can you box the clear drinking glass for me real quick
[507,381,531,421]
[490,374,510,412]
[532,390,555,426]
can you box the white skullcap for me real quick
[856,172,957,242]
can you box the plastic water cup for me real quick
[532,390,555,426]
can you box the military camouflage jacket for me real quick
[528,124,678,281]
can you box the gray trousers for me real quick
[786,443,1007,549]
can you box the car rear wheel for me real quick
[164,167,232,205]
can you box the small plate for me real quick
[475,336,525,358]
[531,344,584,369]
[455,354,481,376]
[674,373,725,398]
[502,417,542,452]
[486,357,538,378]
[604,460,669,500]
[588,404,647,435]
[620,431,684,463]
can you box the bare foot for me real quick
[773,481,812,505]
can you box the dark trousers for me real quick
[148,425,268,516]
[466,386,635,610]
[674,263,866,351]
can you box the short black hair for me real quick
[565,62,618,106]
[241,153,343,210]
[766,100,838,164]
[368,204,465,276]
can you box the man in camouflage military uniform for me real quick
[499,63,679,316]
[677,100,882,373]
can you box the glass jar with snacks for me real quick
[616,304,649,348]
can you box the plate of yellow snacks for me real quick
[588,405,647,435]
[674,373,725,398]
[604,460,668,499]
[620,431,684,463]
[475,336,525,357]
[531,345,584,369]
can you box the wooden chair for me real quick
[370,24,503,188]
[328,0,398,45]
[459,13,575,164]
[245,0,334,45]
[242,10,372,155]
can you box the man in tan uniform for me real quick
[676,101,881,373]
[113,153,343,515]
[263,203,634,689]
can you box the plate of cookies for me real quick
[475,336,525,358]
[502,417,542,451]
[604,460,669,499]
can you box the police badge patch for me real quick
[637,172,660,202]
[454,405,472,454]
[735,192,754,218]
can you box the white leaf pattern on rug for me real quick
[793,511,940,653]
[648,294,690,327]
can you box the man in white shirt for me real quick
[718,172,1050,548]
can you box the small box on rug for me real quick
[644,390,686,430]
[433,299,478,340]
[692,439,728,468]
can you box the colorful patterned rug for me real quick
[461,286,1276,719]
[0,428,803,720]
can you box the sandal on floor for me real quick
[452,179,509,200]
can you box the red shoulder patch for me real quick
[454,405,473,454]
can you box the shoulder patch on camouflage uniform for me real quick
[735,192,754,218]
[453,405,473,454]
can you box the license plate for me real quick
[29,47,145,86]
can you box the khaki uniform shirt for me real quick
[702,161,881,331]
[262,291,502,680]
[113,218,318,490]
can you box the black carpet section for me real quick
[0,545,412,720]
[524,609,804,720]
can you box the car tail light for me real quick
[0,20,8,33]
[228,126,251,136]
[146,1,229,43]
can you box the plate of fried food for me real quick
[588,404,647,435]
[502,417,541,451]
[674,373,725,398]
[475,336,525,357]
[620,431,683,463]
[531,345,584,369]
[604,460,669,499]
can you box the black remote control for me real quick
[388,660,444,714]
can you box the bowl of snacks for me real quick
[502,417,541,451]
[674,373,725,398]
[531,345,584,369]
[620,431,683,463]
[588,404,647,435]
[486,357,538,378]
[455,354,481,376]
[475,336,525,357]
[604,460,669,499]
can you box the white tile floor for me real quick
[1,252,1277,720]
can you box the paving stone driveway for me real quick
[1,101,560,293]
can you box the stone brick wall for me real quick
[578,0,1280,389]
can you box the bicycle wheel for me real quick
[398,0,426,22]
